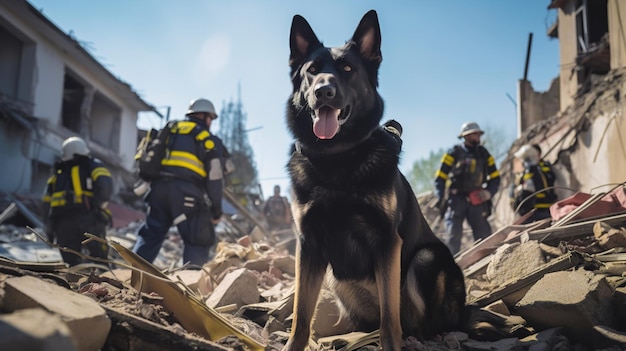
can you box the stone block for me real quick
[515,269,614,338]
[486,241,546,287]
[272,255,296,276]
[206,268,259,309]
[3,276,111,351]
[0,308,77,351]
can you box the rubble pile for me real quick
[2,186,626,350]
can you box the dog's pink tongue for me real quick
[313,107,340,139]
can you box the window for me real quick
[0,20,35,113]
[61,73,85,133]
[575,0,608,54]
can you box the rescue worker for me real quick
[512,144,557,224]
[133,98,225,266]
[43,136,112,266]
[263,185,292,231]
[435,122,501,255]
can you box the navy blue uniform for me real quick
[43,155,112,266]
[435,144,500,254]
[513,160,557,223]
[133,117,224,265]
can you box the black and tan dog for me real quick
[282,10,467,351]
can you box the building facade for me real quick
[0,0,156,199]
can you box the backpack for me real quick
[135,121,176,181]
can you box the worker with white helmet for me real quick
[133,98,226,266]
[42,136,113,266]
[511,143,557,223]
[434,121,501,255]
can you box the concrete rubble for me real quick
[1,186,626,350]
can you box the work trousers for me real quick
[50,211,107,266]
[133,178,216,266]
[444,194,491,255]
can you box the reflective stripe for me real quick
[442,154,454,166]
[161,150,207,177]
[196,130,210,141]
[487,155,495,166]
[174,121,197,134]
[50,191,66,207]
[535,203,551,208]
[489,170,500,179]
[92,167,111,181]
[523,173,533,180]
[173,213,187,225]
[435,170,449,180]
[209,158,223,180]
[71,166,83,204]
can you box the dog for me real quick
[282,10,467,351]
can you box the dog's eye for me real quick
[343,64,352,72]
[307,65,318,74]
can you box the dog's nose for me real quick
[314,84,336,101]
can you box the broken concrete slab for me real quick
[593,221,626,249]
[242,256,273,273]
[206,268,259,310]
[272,255,296,276]
[486,241,546,288]
[2,275,110,351]
[515,269,615,342]
[468,251,587,307]
[0,307,77,351]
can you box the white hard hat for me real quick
[61,136,89,161]
[514,144,540,165]
[458,121,484,138]
[186,98,217,118]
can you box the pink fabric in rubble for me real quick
[550,186,626,222]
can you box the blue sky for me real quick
[27,0,560,199]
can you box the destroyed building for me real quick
[0,0,158,202]
[494,0,626,227]
[2,1,626,351]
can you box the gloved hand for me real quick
[468,189,491,205]
[478,190,491,202]
[435,197,448,218]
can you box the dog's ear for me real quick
[290,15,323,68]
[351,10,382,65]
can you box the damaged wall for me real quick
[609,1,626,69]
[499,1,626,226]
[517,77,560,137]
[0,0,155,197]
[497,69,626,227]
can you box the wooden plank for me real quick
[525,212,626,243]
[0,202,18,225]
